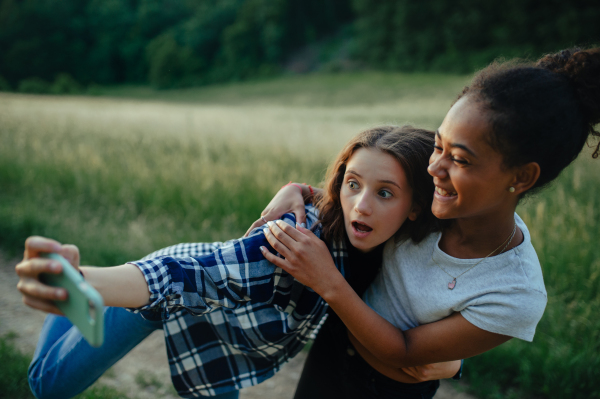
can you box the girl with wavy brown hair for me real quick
[16,125,461,399]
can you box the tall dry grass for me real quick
[0,73,598,398]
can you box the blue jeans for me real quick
[28,307,239,399]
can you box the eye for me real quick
[378,189,393,199]
[433,144,442,152]
[348,181,359,190]
[450,155,469,165]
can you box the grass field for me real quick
[1,72,598,398]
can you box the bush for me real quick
[51,73,83,95]
[0,75,11,91]
[146,32,204,89]
[86,84,104,96]
[18,78,51,94]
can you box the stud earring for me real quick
[509,187,515,193]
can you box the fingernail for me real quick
[57,289,67,299]
[51,262,61,272]
[259,246,265,252]
[276,220,283,227]
[267,221,274,228]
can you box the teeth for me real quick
[436,186,456,196]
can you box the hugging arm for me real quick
[245,183,322,236]
[262,221,511,370]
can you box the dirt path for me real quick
[1,253,475,399]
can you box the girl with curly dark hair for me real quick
[261,47,600,398]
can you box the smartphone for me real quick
[39,253,105,347]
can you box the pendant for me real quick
[448,278,456,290]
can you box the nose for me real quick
[428,152,448,179]
[355,192,373,216]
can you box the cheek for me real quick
[380,201,411,234]
[340,193,352,220]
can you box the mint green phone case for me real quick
[40,253,105,347]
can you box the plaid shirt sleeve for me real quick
[127,207,320,321]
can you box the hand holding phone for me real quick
[39,253,105,347]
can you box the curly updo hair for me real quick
[457,47,600,196]
[315,125,439,244]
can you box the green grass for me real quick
[0,334,127,399]
[0,334,34,399]
[1,72,598,398]
[92,72,469,107]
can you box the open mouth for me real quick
[352,221,373,233]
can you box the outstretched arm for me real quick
[261,221,511,368]
[17,212,311,320]
[16,236,157,313]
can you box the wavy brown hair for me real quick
[315,125,439,244]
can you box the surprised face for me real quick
[341,148,419,253]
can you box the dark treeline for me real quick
[0,0,598,92]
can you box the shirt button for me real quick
[346,348,355,356]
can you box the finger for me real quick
[262,227,293,258]
[259,246,291,271]
[261,209,285,224]
[274,220,306,242]
[17,277,68,301]
[295,224,320,242]
[400,367,418,379]
[59,244,80,267]
[15,258,62,278]
[291,205,307,225]
[24,236,62,259]
[22,295,64,315]
[244,218,268,237]
[266,221,299,250]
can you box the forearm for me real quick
[321,277,411,368]
[80,265,150,308]
[348,332,462,381]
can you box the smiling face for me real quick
[340,147,419,252]
[428,96,518,221]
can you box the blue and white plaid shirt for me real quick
[127,205,349,397]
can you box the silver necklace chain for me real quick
[433,222,517,290]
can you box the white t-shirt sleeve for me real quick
[460,287,547,342]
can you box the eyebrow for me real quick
[345,170,403,190]
[435,129,478,158]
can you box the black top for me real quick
[327,239,384,324]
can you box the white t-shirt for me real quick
[363,214,547,341]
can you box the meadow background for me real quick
[1,1,599,398]
[1,73,599,399]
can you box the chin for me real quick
[348,238,375,253]
[432,205,454,220]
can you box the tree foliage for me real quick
[0,0,598,90]
[352,0,600,73]
[0,0,352,89]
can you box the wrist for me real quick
[318,271,350,304]
[282,181,314,204]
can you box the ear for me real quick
[408,203,421,221]
[511,162,540,195]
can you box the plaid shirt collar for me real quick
[128,206,349,397]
